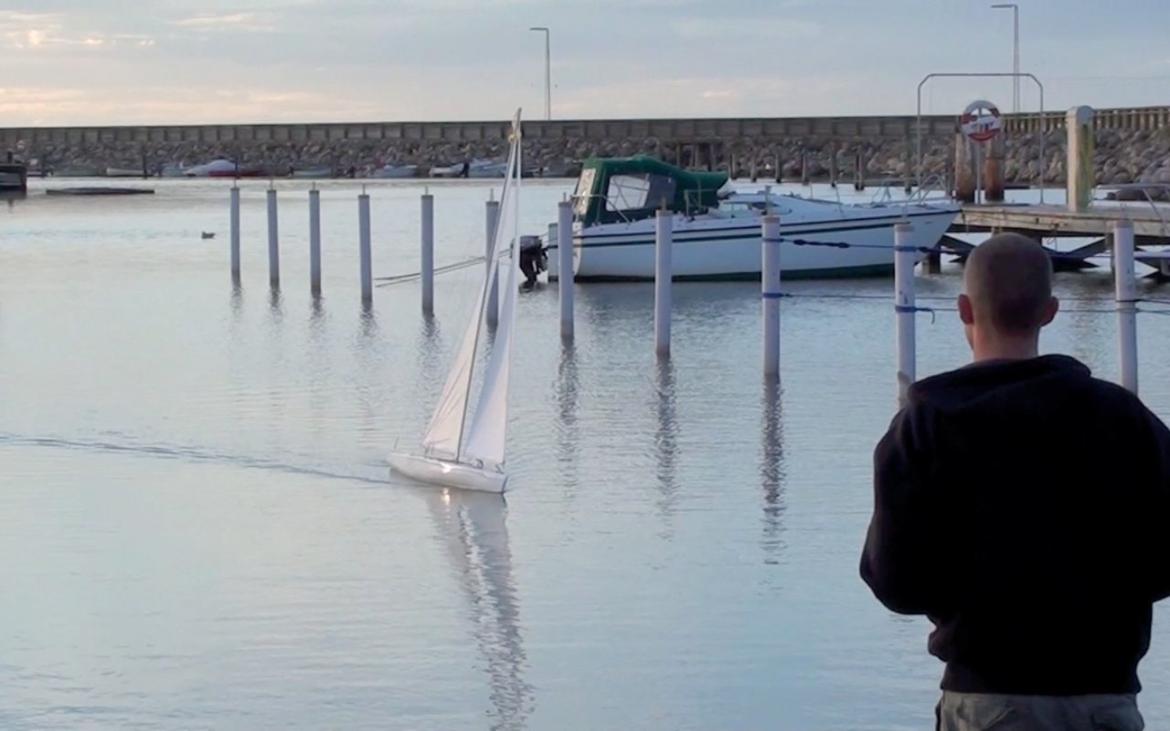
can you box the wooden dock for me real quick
[952,203,1170,242]
[0,161,27,193]
[942,203,1170,275]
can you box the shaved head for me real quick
[964,233,1055,335]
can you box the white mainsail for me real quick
[419,111,521,466]
[462,133,521,468]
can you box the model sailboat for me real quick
[388,111,523,494]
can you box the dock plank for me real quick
[954,203,1170,239]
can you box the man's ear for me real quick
[1040,296,1059,327]
[958,293,975,326]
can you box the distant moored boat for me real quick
[372,164,418,179]
[429,162,467,178]
[290,165,333,179]
[184,159,262,178]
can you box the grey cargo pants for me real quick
[937,692,1144,731]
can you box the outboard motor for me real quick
[518,234,547,290]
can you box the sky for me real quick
[0,0,1168,126]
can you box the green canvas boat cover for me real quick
[572,156,729,225]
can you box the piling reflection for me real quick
[426,489,532,730]
[760,381,787,565]
[415,317,445,425]
[229,283,244,320]
[309,295,325,331]
[267,287,284,323]
[358,306,378,340]
[653,359,679,532]
[554,341,580,496]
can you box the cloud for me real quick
[0,11,60,26]
[671,16,821,40]
[172,12,275,31]
[0,10,154,50]
[0,84,387,125]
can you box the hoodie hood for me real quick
[908,354,1093,415]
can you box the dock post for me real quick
[829,145,838,188]
[266,186,279,288]
[359,190,372,305]
[421,191,434,315]
[557,200,574,340]
[654,209,672,358]
[749,157,758,182]
[800,149,810,186]
[903,133,913,193]
[853,148,865,191]
[894,222,917,404]
[954,133,976,203]
[485,195,501,328]
[774,154,782,183]
[229,185,241,285]
[1114,220,1138,394]
[984,134,1006,202]
[1067,106,1095,213]
[762,215,781,382]
[309,186,321,295]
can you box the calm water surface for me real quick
[2,178,1169,730]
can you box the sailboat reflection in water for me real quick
[426,489,532,728]
[389,110,523,493]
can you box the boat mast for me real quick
[454,116,520,462]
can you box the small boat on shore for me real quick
[290,165,333,179]
[372,163,418,179]
[549,156,959,281]
[184,159,262,178]
[429,162,467,178]
[468,158,508,178]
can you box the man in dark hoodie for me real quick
[861,233,1170,730]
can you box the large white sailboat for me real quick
[388,112,523,494]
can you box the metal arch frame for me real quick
[916,72,1045,204]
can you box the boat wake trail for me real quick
[0,431,390,486]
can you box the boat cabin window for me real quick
[603,173,677,216]
[572,168,596,216]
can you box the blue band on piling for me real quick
[761,237,785,244]
[893,245,919,253]
[895,303,937,324]
[762,291,785,299]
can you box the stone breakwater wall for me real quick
[1,107,1168,184]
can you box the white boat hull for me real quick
[468,162,508,178]
[373,165,417,179]
[430,164,465,178]
[549,204,958,281]
[388,452,507,494]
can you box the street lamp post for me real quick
[529,26,551,120]
[991,4,1020,113]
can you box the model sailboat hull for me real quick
[388,453,507,494]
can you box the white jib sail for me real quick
[462,127,521,468]
[420,111,521,462]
